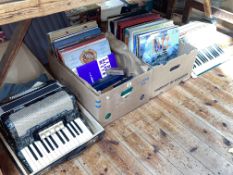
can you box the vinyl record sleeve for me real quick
[129,20,174,53]
[117,13,160,40]
[76,53,118,85]
[58,35,111,71]
[137,27,179,65]
[107,10,148,34]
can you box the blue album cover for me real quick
[138,27,179,66]
[76,53,118,85]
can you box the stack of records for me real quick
[108,11,180,66]
[48,21,132,92]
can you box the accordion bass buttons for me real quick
[39,121,65,139]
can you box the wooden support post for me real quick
[0,19,31,86]
[182,0,204,23]
[166,0,176,19]
[203,0,212,18]
[182,0,191,23]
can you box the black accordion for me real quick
[0,81,104,175]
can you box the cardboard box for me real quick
[149,42,197,98]
[49,33,151,126]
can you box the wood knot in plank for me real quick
[203,129,208,134]
[160,129,167,137]
[109,123,116,127]
[217,74,225,77]
[105,140,119,145]
[61,169,66,173]
[222,122,227,128]
[189,146,198,153]
[204,100,218,106]
[223,137,231,146]
[205,102,213,106]
[180,81,185,85]
[152,145,159,153]
[147,153,152,160]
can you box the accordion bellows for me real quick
[9,90,74,137]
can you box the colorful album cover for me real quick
[124,20,173,53]
[76,53,118,85]
[58,37,111,72]
[132,20,174,54]
[137,27,179,66]
[124,19,167,44]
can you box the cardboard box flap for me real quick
[105,32,149,75]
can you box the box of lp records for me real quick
[49,26,151,126]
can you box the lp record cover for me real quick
[138,27,179,65]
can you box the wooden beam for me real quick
[212,7,233,25]
[0,0,102,25]
[0,19,31,86]
[166,0,176,19]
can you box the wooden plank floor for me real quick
[1,63,233,175]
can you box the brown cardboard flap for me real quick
[105,32,149,75]
[0,42,52,86]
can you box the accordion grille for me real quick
[9,90,74,137]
